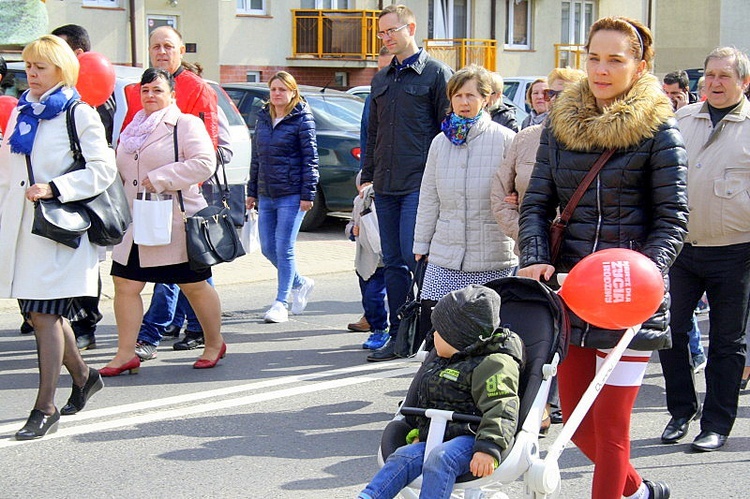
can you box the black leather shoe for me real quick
[163,324,182,339]
[20,321,34,335]
[691,430,727,452]
[643,479,671,498]
[61,368,104,416]
[660,407,701,444]
[367,339,397,362]
[550,411,564,425]
[173,330,205,351]
[15,409,60,440]
[76,333,96,351]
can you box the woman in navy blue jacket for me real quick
[246,72,319,323]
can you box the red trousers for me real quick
[558,345,647,499]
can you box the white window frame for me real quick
[82,0,119,7]
[561,0,595,45]
[431,0,472,39]
[301,0,351,8]
[505,0,531,49]
[237,0,267,15]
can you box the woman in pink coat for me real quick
[101,68,225,376]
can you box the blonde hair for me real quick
[23,35,79,87]
[489,72,504,94]
[268,71,303,119]
[547,67,586,87]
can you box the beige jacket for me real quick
[491,124,543,247]
[413,114,517,271]
[112,106,215,267]
[676,98,750,246]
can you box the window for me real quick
[505,0,531,49]
[246,71,261,83]
[300,0,351,8]
[82,0,119,7]
[561,1,594,45]
[237,0,266,15]
[429,0,471,39]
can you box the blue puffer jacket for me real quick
[248,101,319,201]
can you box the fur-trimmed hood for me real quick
[549,73,674,151]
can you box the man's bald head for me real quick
[149,26,185,74]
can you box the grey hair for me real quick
[704,47,750,80]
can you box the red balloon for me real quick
[0,95,18,134]
[559,248,664,329]
[77,52,115,107]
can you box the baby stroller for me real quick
[376,276,642,498]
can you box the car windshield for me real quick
[303,94,363,131]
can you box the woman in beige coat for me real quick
[101,68,225,376]
[413,65,517,338]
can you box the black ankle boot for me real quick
[15,409,61,440]
[61,368,104,416]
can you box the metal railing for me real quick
[423,38,497,71]
[292,9,380,59]
[554,43,586,69]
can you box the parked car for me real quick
[223,82,364,231]
[685,68,704,93]
[503,76,545,113]
[4,62,252,187]
[346,84,529,126]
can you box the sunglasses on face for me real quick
[543,89,561,101]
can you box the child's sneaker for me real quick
[264,301,289,323]
[363,330,390,350]
[291,277,314,315]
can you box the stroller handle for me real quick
[400,406,483,425]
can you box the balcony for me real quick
[292,9,380,60]
[423,39,497,71]
[555,43,586,69]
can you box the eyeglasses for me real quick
[376,24,409,39]
[543,89,561,101]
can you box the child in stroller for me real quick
[370,277,569,499]
[358,284,525,499]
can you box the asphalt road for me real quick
[1,218,748,498]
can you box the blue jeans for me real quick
[139,279,214,345]
[258,194,305,304]
[359,435,474,499]
[688,313,705,357]
[375,191,419,333]
[359,267,388,331]
[659,243,750,435]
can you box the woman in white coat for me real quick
[413,65,517,336]
[0,35,116,440]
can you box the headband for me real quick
[625,20,644,61]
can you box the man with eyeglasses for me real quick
[360,4,452,362]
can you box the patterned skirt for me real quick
[18,298,88,322]
[421,263,515,301]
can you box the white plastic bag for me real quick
[132,191,173,246]
[359,207,381,254]
[241,209,260,253]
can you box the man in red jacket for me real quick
[122,25,218,147]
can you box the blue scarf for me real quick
[440,111,483,146]
[9,84,80,155]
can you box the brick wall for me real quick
[220,65,378,90]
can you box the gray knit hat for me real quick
[431,284,501,351]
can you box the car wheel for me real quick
[300,188,328,232]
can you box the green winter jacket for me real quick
[407,327,525,462]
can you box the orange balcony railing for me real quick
[555,43,586,69]
[292,9,381,59]
[423,39,497,71]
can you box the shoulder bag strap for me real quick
[65,101,84,165]
[174,122,188,216]
[24,155,35,185]
[557,148,616,225]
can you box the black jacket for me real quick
[490,102,519,133]
[248,102,319,201]
[361,49,452,195]
[519,74,689,350]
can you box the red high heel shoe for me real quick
[100,356,141,377]
[193,343,227,369]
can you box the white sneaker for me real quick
[264,301,289,323]
[290,277,315,315]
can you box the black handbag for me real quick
[394,259,427,358]
[200,152,246,228]
[66,102,132,246]
[24,156,91,249]
[173,122,246,271]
